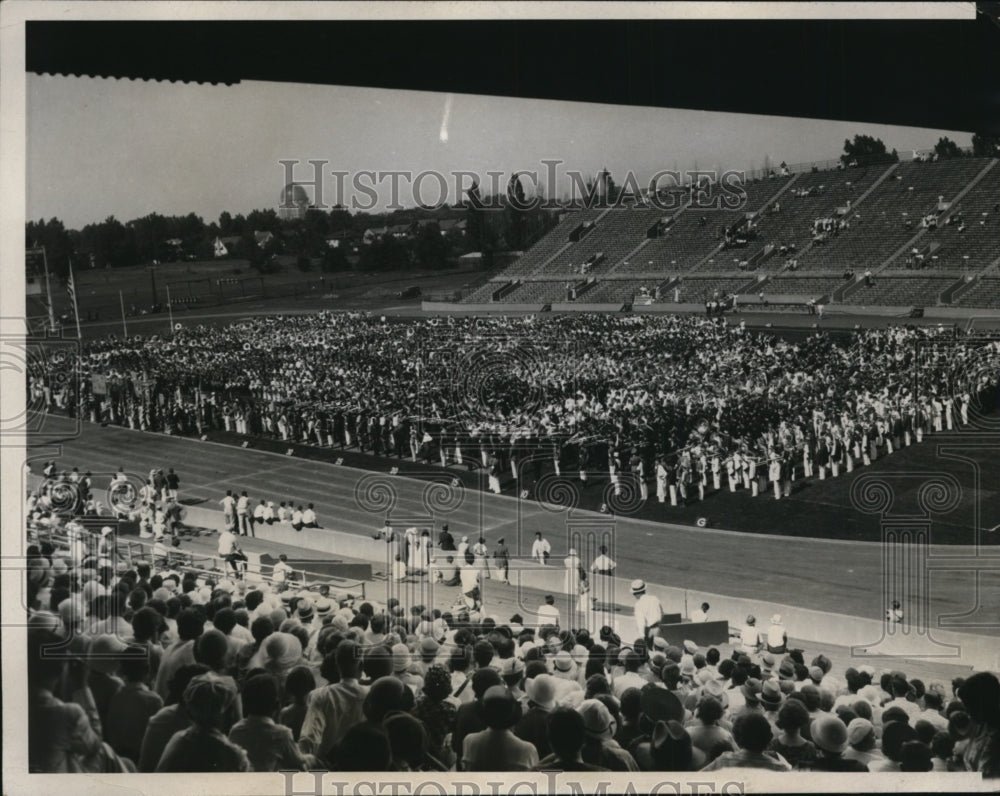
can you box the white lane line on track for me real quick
[37,414,987,553]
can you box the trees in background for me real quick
[933,136,963,159]
[972,132,1000,158]
[840,134,899,168]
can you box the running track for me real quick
[25,415,999,637]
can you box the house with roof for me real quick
[213,235,241,258]
[363,226,389,245]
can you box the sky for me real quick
[27,73,974,230]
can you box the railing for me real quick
[28,524,367,597]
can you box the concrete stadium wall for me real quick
[827,304,912,316]
[549,302,626,313]
[632,303,705,314]
[421,302,546,314]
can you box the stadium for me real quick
[10,10,1000,790]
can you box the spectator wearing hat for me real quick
[499,655,526,700]
[390,642,424,693]
[643,720,706,772]
[759,679,783,724]
[843,718,886,769]
[461,685,537,771]
[687,695,737,764]
[105,644,164,763]
[701,712,791,772]
[579,698,639,771]
[631,580,664,644]
[630,684,686,764]
[155,676,252,772]
[515,672,557,758]
[412,664,458,768]
[767,699,817,769]
[228,673,311,772]
[298,640,369,764]
[804,714,868,772]
[765,614,787,654]
[534,707,609,772]
[957,671,1000,777]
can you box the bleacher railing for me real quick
[28,524,367,598]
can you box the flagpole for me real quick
[166,283,175,335]
[119,290,128,337]
[41,245,56,333]
[68,258,82,339]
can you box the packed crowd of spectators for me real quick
[29,313,1000,507]
[24,515,1000,775]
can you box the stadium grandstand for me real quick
[454,155,999,315]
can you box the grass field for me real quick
[28,260,492,337]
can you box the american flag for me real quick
[66,259,82,337]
